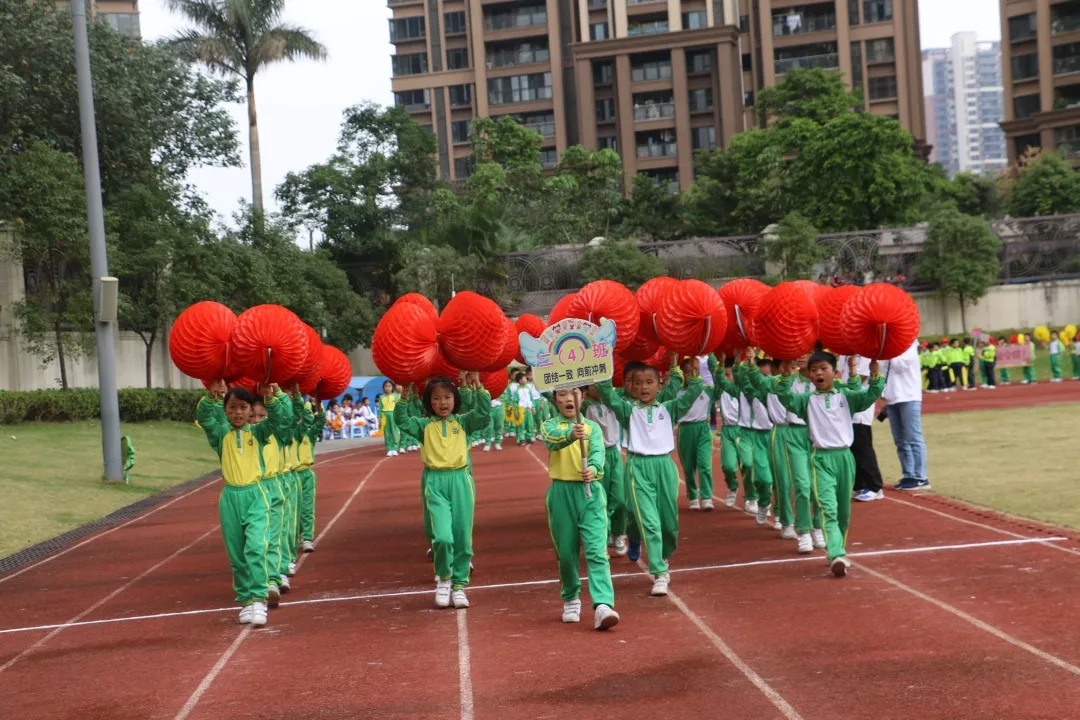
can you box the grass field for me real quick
[873,403,1080,531]
[0,421,217,558]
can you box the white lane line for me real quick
[0,525,219,674]
[885,495,1080,558]
[855,561,1080,677]
[457,611,475,720]
[3,536,1062,637]
[169,456,387,720]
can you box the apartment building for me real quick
[389,0,925,188]
[923,33,1007,176]
[56,1,141,35]
[1000,0,1080,164]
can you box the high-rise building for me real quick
[389,0,926,188]
[923,33,1007,176]
[1000,0,1080,164]
[55,1,141,36]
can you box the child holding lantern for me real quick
[735,354,777,528]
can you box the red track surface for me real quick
[2,385,1080,720]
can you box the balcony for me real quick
[484,8,547,32]
[1052,2,1080,36]
[627,0,665,5]
[488,86,553,106]
[634,102,675,122]
[637,142,678,159]
[774,52,839,75]
[1054,50,1080,76]
[524,121,556,137]
[772,11,836,36]
[628,21,669,36]
[588,0,607,7]
[631,62,672,82]
[487,46,550,69]
[388,0,422,5]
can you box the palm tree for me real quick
[165,0,327,212]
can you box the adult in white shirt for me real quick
[840,355,885,501]
[881,341,929,490]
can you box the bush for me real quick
[578,239,665,287]
[0,388,206,425]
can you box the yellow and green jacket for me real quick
[394,390,492,470]
[197,393,287,487]
[541,416,605,482]
[293,397,321,469]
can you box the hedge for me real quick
[0,389,206,425]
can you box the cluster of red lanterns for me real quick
[169,302,352,400]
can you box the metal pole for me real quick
[71,1,123,482]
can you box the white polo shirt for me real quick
[882,341,923,406]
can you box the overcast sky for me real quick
[138,0,1002,225]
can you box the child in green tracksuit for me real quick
[673,358,715,511]
[275,398,303,584]
[541,387,620,630]
[247,395,287,606]
[997,336,1012,384]
[396,377,490,609]
[735,355,776,527]
[584,385,628,555]
[706,355,742,508]
[197,382,287,628]
[379,381,401,456]
[513,372,536,444]
[1049,332,1064,382]
[776,351,884,578]
[485,385,506,452]
[1073,337,1080,380]
[597,366,705,597]
[292,388,321,554]
[1023,338,1037,385]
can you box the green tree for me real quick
[619,173,686,241]
[0,143,94,388]
[1006,151,1080,217]
[165,0,327,212]
[919,207,1002,332]
[577,239,665,286]
[755,68,862,127]
[940,172,1005,218]
[538,146,624,246]
[761,212,825,280]
[395,244,480,308]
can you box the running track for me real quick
[1,383,1080,720]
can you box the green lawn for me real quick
[0,421,218,558]
[873,403,1080,531]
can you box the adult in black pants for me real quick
[846,355,885,501]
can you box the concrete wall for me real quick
[912,279,1080,336]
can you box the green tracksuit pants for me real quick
[736,426,757,503]
[677,421,714,502]
[1023,365,1036,383]
[1073,354,1080,379]
[769,426,794,528]
[278,471,300,569]
[516,409,535,444]
[383,413,400,453]
[1000,367,1011,383]
[546,480,615,607]
[811,448,856,561]
[267,476,287,585]
[1050,354,1062,379]
[424,467,475,589]
[627,453,680,576]
[297,467,316,543]
[750,429,774,509]
[220,481,279,605]
[783,425,820,534]
[489,411,504,446]
[719,426,741,492]
[602,445,627,537]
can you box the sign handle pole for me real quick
[578,412,592,499]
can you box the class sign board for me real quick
[518,318,617,392]
[996,343,1033,368]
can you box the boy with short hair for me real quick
[963,337,977,390]
[736,354,776,527]
[979,341,997,389]
[706,355,742,509]
[776,352,884,577]
[674,357,716,511]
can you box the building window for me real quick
[394,88,430,111]
[508,111,556,137]
[742,53,752,72]
[738,15,749,32]
[449,84,472,107]
[1053,43,1080,76]
[487,41,549,68]
[447,48,470,70]
[636,129,677,158]
[850,41,864,108]
[389,16,425,42]
[451,120,472,144]
[688,50,712,74]
[692,126,717,151]
[774,42,839,75]
[445,11,467,36]
[454,156,475,180]
[772,5,837,36]
[848,0,860,25]
[865,37,894,63]
[101,12,141,36]
[744,91,755,106]
[688,88,713,112]
[598,136,617,151]
[488,72,553,105]
[863,0,892,23]
[1012,53,1039,81]
[594,61,614,86]
[590,22,609,40]
[1014,133,1040,158]
[1008,13,1037,42]
[596,98,616,122]
[391,52,428,77]
[540,149,559,169]
[682,11,707,30]
[867,75,897,100]
[634,92,675,121]
[484,5,547,31]
[631,54,672,82]
[628,19,668,36]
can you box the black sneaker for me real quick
[892,478,913,490]
[915,479,931,490]
[896,478,923,491]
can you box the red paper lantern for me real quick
[394,292,439,323]
[201,376,258,395]
[612,353,627,387]
[230,305,308,384]
[169,301,237,381]
[480,369,510,398]
[841,284,921,360]
[718,278,770,350]
[642,345,671,372]
[655,280,728,356]
[437,291,508,371]
[372,301,439,384]
[547,292,577,325]
[289,324,324,390]
[636,277,679,344]
[514,314,547,364]
[816,285,860,356]
[791,279,829,304]
[315,346,352,400]
[568,280,640,354]
[621,330,659,362]
[754,282,820,360]
[484,315,519,371]
[429,353,461,384]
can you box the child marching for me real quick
[583,385,629,555]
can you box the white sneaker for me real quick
[772,517,782,531]
[651,573,670,597]
[811,529,826,549]
[435,579,453,608]
[855,489,885,502]
[483,445,491,452]
[987,385,997,389]
[287,562,296,577]
[797,533,813,554]
[279,575,291,594]
[267,584,280,609]
[614,535,628,556]
[831,556,852,578]
[745,499,758,515]
[238,604,254,624]
[494,443,503,451]
[250,601,268,628]
[452,589,470,609]
[688,499,700,511]
[702,498,715,511]
[781,525,797,540]
[410,445,419,452]
[387,451,394,458]
[756,504,771,526]
[594,604,620,630]
[562,598,582,623]
[725,490,737,508]
[301,540,315,553]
